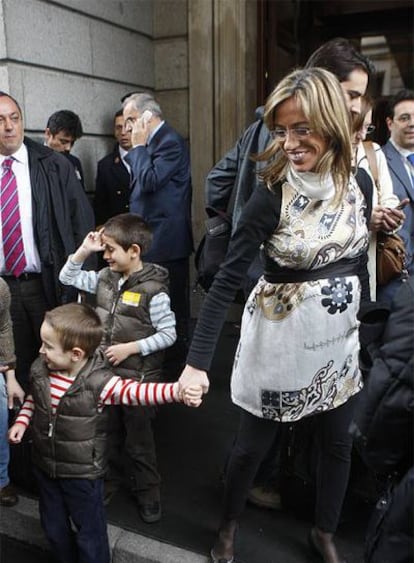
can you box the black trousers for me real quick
[223,394,358,533]
[3,275,48,389]
[105,404,160,505]
[157,257,191,375]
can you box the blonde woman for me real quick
[180,68,373,563]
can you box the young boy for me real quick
[59,213,176,523]
[9,302,201,563]
[0,278,25,507]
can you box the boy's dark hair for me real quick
[46,110,83,139]
[104,213,153,255]
[305,37,375,83]
[44,303,103,357]
[385,89,414,119]
[115,109,123,119]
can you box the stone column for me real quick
[189,0,257,240]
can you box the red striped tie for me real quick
[1,158,27,277]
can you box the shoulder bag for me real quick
[363,141,407,286]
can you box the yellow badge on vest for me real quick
[122,291,141,306]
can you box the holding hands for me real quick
[173,381,204,408]
[177,365,210,408]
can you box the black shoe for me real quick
[139,501,161,523]
[0,484,18,507]
[210,549,234,563]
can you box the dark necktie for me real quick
[1,158,27,277]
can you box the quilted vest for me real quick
[30,352,114,479]
[95,263,169,381]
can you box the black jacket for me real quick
[25,137,95,306]
[94,145,130,226]
[206,107,269,232]
[352,277,414,563]
[352,277,414,476]
[64,152,85,190]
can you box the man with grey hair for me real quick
[123,93,193,380]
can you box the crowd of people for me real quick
[0,36,413,563]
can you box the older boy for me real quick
[9,302,201,563]
[59,213,175,522]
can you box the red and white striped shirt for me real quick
[15,373,179,429]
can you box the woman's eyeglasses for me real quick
[269,126,313,141]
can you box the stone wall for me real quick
[0,0,189,196]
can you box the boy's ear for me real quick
[130,243,141,259]
[71,347,86,363]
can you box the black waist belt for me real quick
[3,272,42,282]
[264,257,360,283]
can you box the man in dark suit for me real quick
[380,89,414,304]
[93,110,131,226]
[123,92,193,376]
[0,92,94,388]
[45,109,85,189]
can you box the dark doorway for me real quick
[257,0,414,104]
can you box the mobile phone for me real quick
[141,110,152,123]
[396,199,409,210]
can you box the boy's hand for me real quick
[182,385,203,408]
[83,229,105,252]
[73,229,105,262]
[105,342,137,366]
[8,423,26,444]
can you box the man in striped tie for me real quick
[381,89,414,304]
[0,92,95,391]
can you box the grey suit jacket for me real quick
[380,141,414,302]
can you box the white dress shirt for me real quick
[0,143,41,274]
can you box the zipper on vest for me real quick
[48,421,53,438]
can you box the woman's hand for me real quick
[178,365,210,396]
[5,370,25,409]
[72,229,105,262]
[370,205,405,233]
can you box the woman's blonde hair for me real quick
[258,67,352,206]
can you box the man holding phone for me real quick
[122,93,193,380]
[381,89,414,304]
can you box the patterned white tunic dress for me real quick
[231,174,369,422]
